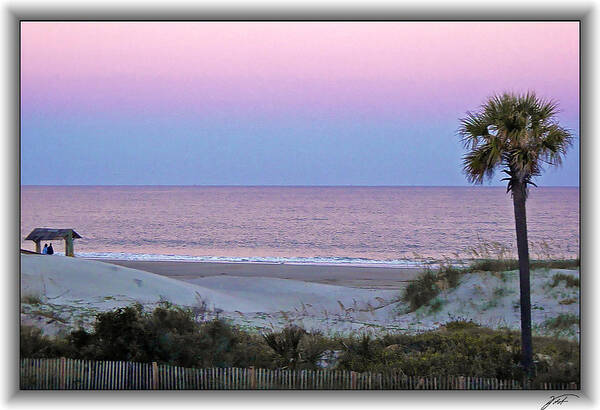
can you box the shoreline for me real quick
[73,252,428,268]
[96,259,424,290]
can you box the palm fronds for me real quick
[262,325,307,369]
[458,92,573,193]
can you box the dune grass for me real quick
[550,273,580,288]
[20,305,580,385]
[469,258,579,273]
[22,294,42,305]
[543,314,580,339]
[402,256,579,313]
[402,270,439,312]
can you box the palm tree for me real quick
[458,92,573,376]
[263,326,307,369]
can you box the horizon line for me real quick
[20,184,581,188]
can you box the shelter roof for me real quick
[25,228,82,241]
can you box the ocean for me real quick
[20,186,579,266]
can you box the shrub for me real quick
[336,334,380,372]
[468,259,579,273]
[20,326,72,358]
[550,273,580,288]
[531,259,580,270]
[493,287,509,298]
[437,265,465,289]
[298,333,330,369]
[532,334,580,385]
[339,329,525,378]
[429,297,445,313]
[21,306,580,384]
[195,319,240,368]
[47,304,246,368]
[22,294,42,305]
[544,314,579,334]
[443,319,481,332]
[469,259,518,273]
[402,270,440,311]
[88,304,151,362]
[401,254,579,314]
[230,331,275,369]
[263,326,306,369]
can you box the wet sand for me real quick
[97,260,423,290]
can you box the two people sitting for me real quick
[41,243,54,255]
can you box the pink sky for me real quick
[21,22,579,121]
[20,22,579,186]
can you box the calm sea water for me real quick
[20,186,579,266]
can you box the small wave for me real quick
[77,252,435,268]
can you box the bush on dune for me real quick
[21,294,42,305]
[401,264,471,312]
[402,270,440,311]
[550,273,580,288]
[262,326,331,370]
[335,322,578,384]
[543,314,579,336]
[23,303,274,369]
[401,256,579,313]
[20,304,579,385]
[470,259,580,273]
[469,259,519,272]
[21,326,72,358]
[442,318,482,332]
[336,327,523,378]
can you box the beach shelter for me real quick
[25,228,81,257]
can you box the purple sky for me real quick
[21,22,579,186]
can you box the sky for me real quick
[20,22,579,186]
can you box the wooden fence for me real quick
[20,358,579,390]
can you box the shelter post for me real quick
[25,228,81,256]
[65,232,74,257]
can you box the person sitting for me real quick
[42,243,48,255]
[47,243,54,255]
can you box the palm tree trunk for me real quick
[511,179,533,378]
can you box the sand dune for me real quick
[21,254,397,314]
[20,254,579,340]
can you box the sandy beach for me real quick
[21,254,580,339]
[96,259,423,290]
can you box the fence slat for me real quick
[18,359,579,391]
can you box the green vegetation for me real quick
[401,256,579,313]
[262,326,328,370]
[443,318,481,331]
[428,297,445,313]
[26,303,273,369]
[334,319,578,384]
[21,326,70,358]
[550,273,580,288]
[459,91,574,376]
[470,258,579,273]
[402,270,440,312]
[493,287,510,298]
[20,304,579,385]
[543,314,579,337]
[22,294,42,305]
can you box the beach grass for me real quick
[549,273,580,288]
[22,294,42,305]
[469,258,579,273]
[402,257,579,313]
[543,313,579,336]
[20,303,579,385]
